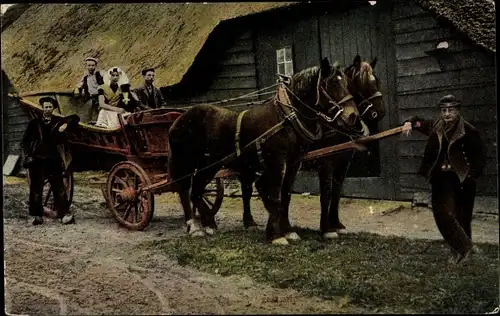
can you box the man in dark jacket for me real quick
[402,95,486,264]
[21,97,80,225]
[133,68,167,109]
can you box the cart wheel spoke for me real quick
[115,176,128,187]
[134,203,139,223]
[43,187,53,206]
[106,161,154,231]
[114,201,127,210]
[203,196,214,208]
[122,204,132,221]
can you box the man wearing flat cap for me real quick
[402,95,486,264]
[21,97,80,225]
[74,57,104,122]
[133,68,167,109]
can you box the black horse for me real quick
[167,58,362,245]
[241,55,386,241]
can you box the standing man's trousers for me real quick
[28,159,69,218]
[430,171,476,255]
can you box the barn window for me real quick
[276,47,294,77]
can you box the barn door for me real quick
[319,2,398,199]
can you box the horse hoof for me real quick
[190,230,206,238]
[244,220,258,229]
[271,237,289,245]
[204,227,215,236]
[336,228,347,234]
[285,232,301,241]
[323,232,339,240]
[246,225,260,231]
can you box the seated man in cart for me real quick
[95,66,144,128]
[74,57,104,122]
[21,96,80,225]
[133,67,167,109]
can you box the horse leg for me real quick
[167,133,205,237]
[281,161,303,242]
[239,173,258,228]
[191,172,219,235]
[319,159,337,240]
[255,161,288,245]
[178,189,205,237]
[328,157,351,234]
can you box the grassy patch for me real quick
[143,228,499,313]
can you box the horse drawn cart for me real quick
[15,90,402,231]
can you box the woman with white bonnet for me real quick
[95,66,134,128]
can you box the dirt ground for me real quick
[3,173,499,315]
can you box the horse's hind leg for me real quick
[255,161,288,245]
[178,189,205,237]
[191,173,219,235]
[281,161,303,242]
[319,159,337,239]
[328,157,351,234]
[239,172,258,228]
[167,132,205,237]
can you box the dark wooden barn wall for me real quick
[254,13,321,92]
[187,28,259,112]
[392,0,497,198]
[251,3,400,199]
[317,2,399,199]
[2,70,29,162]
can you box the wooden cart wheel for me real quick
[26,168,74,218]
[193,178,224,217]
[106,161,154,231]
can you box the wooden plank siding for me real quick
[254,13,321,94]
[4,96,29,158]
[188,28,259,106]
[314,2,399,199]
[392,0,497,198]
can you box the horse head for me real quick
[345,54,385,122]
[288,57,360,131]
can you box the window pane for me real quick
[285,62,294,76]
[278,63,285,75]
[276,49,284,62]
[284,47,292,62]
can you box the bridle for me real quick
[316,86,354,123]
[312,69,355,123]
[347,68,383,119]
[357,90,383,119]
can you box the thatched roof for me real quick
[419,0,496,53]
[1,3,293,92]
[1,1,494,93]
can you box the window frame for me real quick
[276,46,294,77]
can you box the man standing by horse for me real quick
[21,97,80,225]
[133,67,167,109]
[74,57,104,122]
[402,95,486,264]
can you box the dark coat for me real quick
[133,84,167,109]
[406,116,486,183]
[21,114,80,168]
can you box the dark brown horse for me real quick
[241,55,386,241]
[167,58,361,245]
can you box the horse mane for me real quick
[290,66,320,94]
[346,61,375,85]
